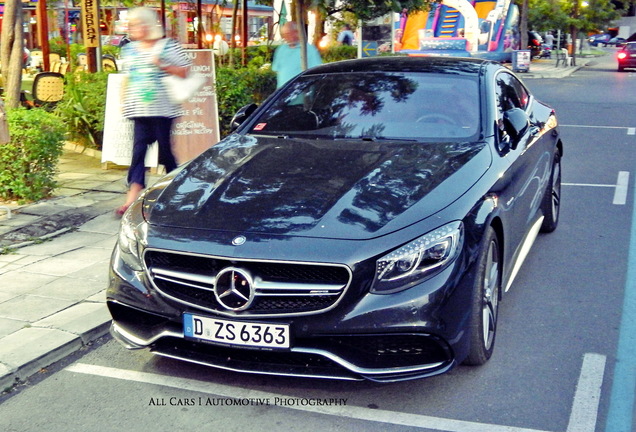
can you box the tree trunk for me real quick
[520,0,528,51]
[294,0,308,71]
[0,99,10,144]
[229,0,240,67]
[0,0,24,109]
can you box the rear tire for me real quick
[540,151,561,233]
[463,226,500,366]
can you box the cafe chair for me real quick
[30,71,65,108]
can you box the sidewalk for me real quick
[507,54,588,79]
[0,55,587,395]
[0,145,160,393]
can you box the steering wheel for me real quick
[415,113,457,125]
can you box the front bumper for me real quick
[107,234,475,382]
[109,305,455,382]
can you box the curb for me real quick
[0,305,112,393]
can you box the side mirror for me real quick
[230,103,258,132]
[502,108,529,145]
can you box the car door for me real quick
[493,71,552,280]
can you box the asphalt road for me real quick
[1,51,635,432]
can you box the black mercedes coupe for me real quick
[107,56,563,382]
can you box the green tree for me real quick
[526,0,621,63]
[527,0,570,32]
[317,0,431,21]
[579,0,624,33]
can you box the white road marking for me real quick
[562,171,630,205]
[628,128,635,135]
[566,353,607,432]
[65,358,604,432]
[562,183,614,188]
[614,171,630,205]
[560,125,634,131]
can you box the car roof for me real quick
[305,56,492,76]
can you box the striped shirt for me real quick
[120,38,191,119]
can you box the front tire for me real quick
[463,226,500,366]
[540,151,561,233]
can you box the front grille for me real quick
[143,249,351,317]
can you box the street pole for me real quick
[37,0,50,72]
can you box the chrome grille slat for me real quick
[143,249,352,317]
[152,268,216,286]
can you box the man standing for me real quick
[272,22,322,88]
[337,25,355,46]
[544,31,555,50]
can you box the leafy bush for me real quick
[320,45,358,63]
[219,45,275,69]
[55,71,110,149]
[215,67,276,137]
[0,108,66,202]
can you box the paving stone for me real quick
[34,302,111,343]
[37,276,107,302]
[17,231,114,256]
[0,295,76,321]
[0,316,26,338]
[18,256,98,277]
[0,272,59,295]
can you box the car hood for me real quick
[144,135,491,240]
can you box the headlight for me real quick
[371,221,463,293]
[117,200,147,271]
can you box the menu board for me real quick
[102,48,220,167]
[172,49,220,164]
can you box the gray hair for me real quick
[127,7,164,40]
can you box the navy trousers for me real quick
[127,117,177,188]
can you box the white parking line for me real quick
[560,125,635,132]
[65,358,605,432]
[614,171,630,205]
[566,353,607,432]
[562,171,630,205]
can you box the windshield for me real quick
[248,72,480,141]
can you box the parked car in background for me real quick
[107,56,563,382]
[617,42,636,71]
[608,37,626,47]
[589,33,611,46]
[528,31,544,58]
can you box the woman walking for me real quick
[116,7,191,216]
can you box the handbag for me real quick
[162,72,205,104]
[156,38,205,104]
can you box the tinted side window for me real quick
[494,72,529,119]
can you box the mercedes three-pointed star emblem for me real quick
[213,267,254,311]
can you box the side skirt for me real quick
[504,216,544,292]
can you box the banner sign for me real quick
[81,0,100,48]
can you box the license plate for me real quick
[184,313,290,349]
